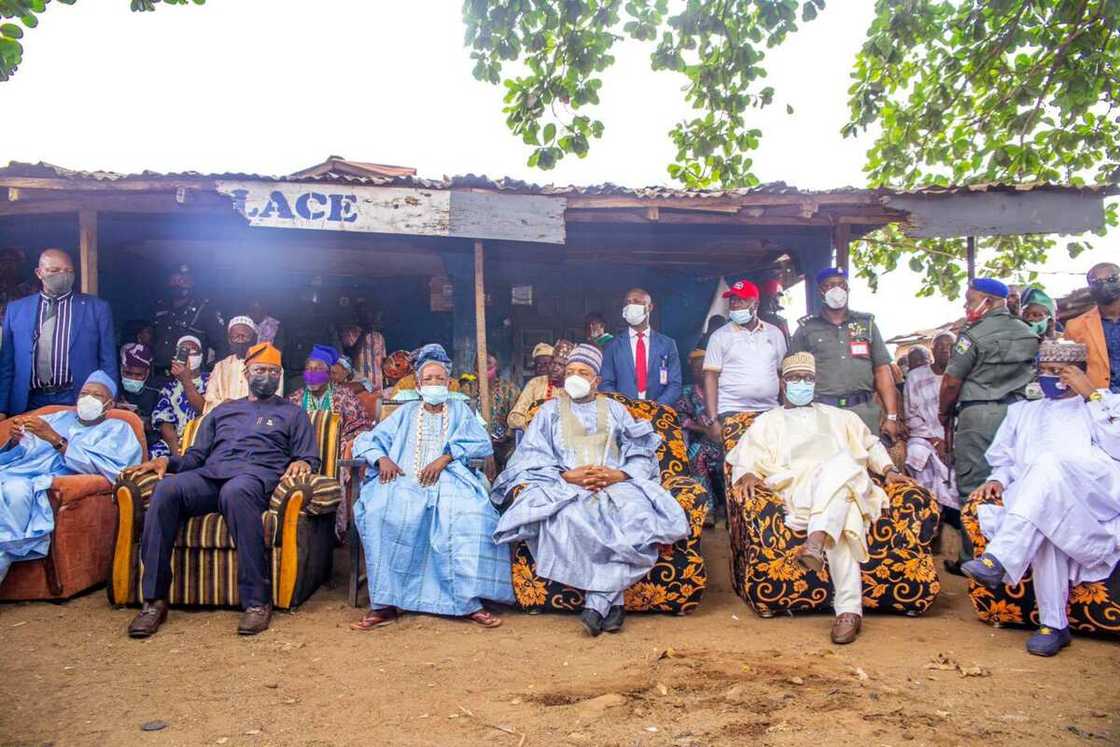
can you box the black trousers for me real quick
[141,470,271,608]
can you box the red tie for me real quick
[635,331,648,394]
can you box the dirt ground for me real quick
[2,532,1118,747]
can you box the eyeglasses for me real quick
[1088,273,1120,286]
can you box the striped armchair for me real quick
[107,411,343,610]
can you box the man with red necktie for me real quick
[599,288,682,406]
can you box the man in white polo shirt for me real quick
[703,279,787,440]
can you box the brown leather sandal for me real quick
[350,608,399,631]
[467,609,502,628]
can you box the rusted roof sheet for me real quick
[288,156,417,179]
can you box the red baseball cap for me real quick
[762,278,783,296]
[722,279,760,301]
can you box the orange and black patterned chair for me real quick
[507,393,708,615]
[0,406,147,602]
[107,411,342,610]
[722,411,942,618]
[962,491,1120,637]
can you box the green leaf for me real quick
[543,123,556,143]
[0,24,22,39]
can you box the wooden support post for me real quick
[966,236,976,282]
[473,240,491,424]
[833,223,851,274]
[79,209,98,295]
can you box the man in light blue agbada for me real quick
[0,370,143,583]
[350,344,513,631]
[491,344,690,637]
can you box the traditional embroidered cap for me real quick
[308,344,340,366]
[120,342,153,370]
[336,354,354,373]
[567,344,603,374]
[781,352,816,377]
[414,343,452,375]
[245,342,282,367]
[531,342,555,358]
[1038,339,1088,363]
[227,315,258,333]
[970,278,1009,298]
[815,267,846,286]
[84,369,118,398]
[1021,286,1055,317]
[552,339,576,364]
[722,279,760,301]
[176,334,202,350]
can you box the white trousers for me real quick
[807,493,864,617]
[987,514,1070,628]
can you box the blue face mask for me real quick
[785,380,815,407]
[419,385,450,405]
[121,377,146,393]
[729,308,755,326]
[1037,374,1068,400]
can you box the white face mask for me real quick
[564,375,593,400]
[823,287,848,310]
[729,307,755,326]
[76,395,105,422]
[622,303,648,326]
[188,354,203,370]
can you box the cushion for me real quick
[962,492,1120,637]
[174,511,279,549]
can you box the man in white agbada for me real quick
[962,339,1120,657]
[904,335,957,510]
[726,352,914,644]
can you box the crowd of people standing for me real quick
[1,247,1118,658]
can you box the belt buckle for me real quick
[837,397,849,407]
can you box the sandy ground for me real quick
[2,532,1118,747]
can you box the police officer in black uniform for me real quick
[151,265,225,376]
[790,267,900,442]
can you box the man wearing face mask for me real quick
[0,370,143,585]
[118,343,161,448]
[124,343,318,637]
[962,340,1120,657]
[703,280,787,441]
[149,335,209,458]
[939,278,1039,521]
[726,353,915,644]
[1020,286,1057,339]
[151,265,224,375]
[492,344,691,636]
[202,316,283,416]
[599,288,682,406]
[790,267,899,442]
[0,249,118,421]
[1066,262,1120,393]
[507,338,574,431]
[349,343,513,631]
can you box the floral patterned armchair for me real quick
[508,393,709,614]
[721,412,942,618]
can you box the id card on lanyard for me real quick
[659,355,669,385]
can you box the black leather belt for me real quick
[816,391,872,408]
[959,393,1024,410]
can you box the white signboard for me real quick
[216,180,566,244]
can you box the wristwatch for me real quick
[1088,390,1104,403]
[886,413,899,422]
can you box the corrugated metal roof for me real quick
[6,159,1112,200]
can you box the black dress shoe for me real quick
[128,600,168,639]
[580,608,603,637]
[603,606,625,633]
[238,604,273,636]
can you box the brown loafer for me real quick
[238,604,273,636]
[831,612,862,645]
[798,531,828,574]
[128,600,169,639]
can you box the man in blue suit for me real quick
[0,249,118,419]
[599,288,682,406]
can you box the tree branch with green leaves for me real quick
[0,0,205,82]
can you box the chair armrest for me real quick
[270,474,342,517]
[49,474,113,506]
[663,474,707,539]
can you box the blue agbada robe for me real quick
[490,396,690,597]
[353,399,514,615]
[0,412,142,582]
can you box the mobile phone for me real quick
[174,343,190,365]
